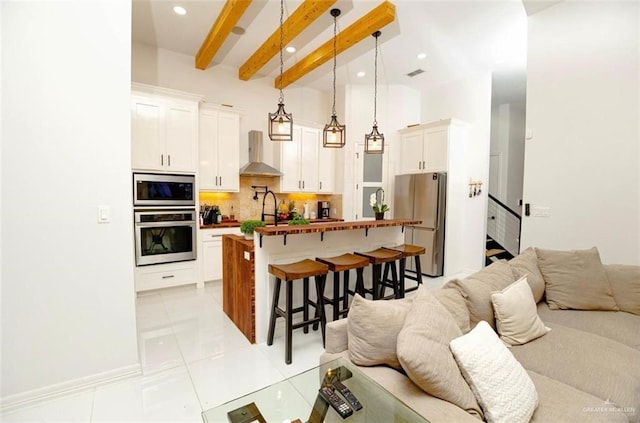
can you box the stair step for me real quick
[486,248,506,258]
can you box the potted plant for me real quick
[240,219,265,240]
[370,189,389,220]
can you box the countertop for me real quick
[200,218,343,230]
[253,219,421,236]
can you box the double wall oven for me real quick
[133,173,197,266]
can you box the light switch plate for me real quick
[97,205,110,223]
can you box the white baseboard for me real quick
[1,363,141,412]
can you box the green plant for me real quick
[240,219,266,234]
[288,215,309,225]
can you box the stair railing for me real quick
[487,194,521,257]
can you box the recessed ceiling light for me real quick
[357,71,366,78]
[231,26,245,35]
[417,52,427,60]
[173,6,186,15]
[285,46,296,53]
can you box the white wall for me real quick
[1,0,139,404]
[132,43,330,172]
[522,1,640,264]
[422,73,493,273]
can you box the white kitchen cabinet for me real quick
[200,227,241,282]
[398,120,453,175]
[131,84,201,173]
[199,106,240,191]
[277,125,319,193]
[317,143,336,193]
[134,261,197,292]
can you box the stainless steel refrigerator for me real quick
[394,173,446,277]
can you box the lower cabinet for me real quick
[134,261,197,292]
[201,227,241,283]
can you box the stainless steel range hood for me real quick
[239,130,283,177]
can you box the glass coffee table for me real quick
[201,357,429,423]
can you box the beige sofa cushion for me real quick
[347,294,412,370]
[450,321,538,423]
[536,302,640,351]
[443,261,519,329]
[509,247,546,302]
[491,276,550,346]
[397,286,483,419]
[510,322,640,421]
[432,287,471,333]
[536,247,619,311]
[605,264,640,315]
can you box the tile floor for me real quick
[1,276,447,422]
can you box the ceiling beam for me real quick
[275,1,395,89]
[238,0,337,81]
[195,0,253,70]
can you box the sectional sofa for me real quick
[321,247,640,422]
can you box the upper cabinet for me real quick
[398,120,452,175]
[199,106,240,192]
[131,84,202,173]
[275,125,336,193]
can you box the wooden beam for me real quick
[196,0,253,70]
[275,1,395,89]
[238,0,337,81]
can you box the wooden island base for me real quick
[222,235,255,343]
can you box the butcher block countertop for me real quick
[253,219,422,236]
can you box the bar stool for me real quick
[267,259,329,365]
[383,244,426,298]
[355,248,402,300]
[315,253,370,321]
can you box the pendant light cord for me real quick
[331,13,337,116]
[373,33,379,126]
[278,0,285,104]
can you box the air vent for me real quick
[407,69,425,77]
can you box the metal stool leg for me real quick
[372,264,381,300]
[285,279,293,365]
[315,274,327,346]
[303,277,310,334]
[342,270,350,313]
[267,277,282,346]
[332,271,340,321]
[414,256,423,288]
[390,261,399,299]
[355,267,365,297]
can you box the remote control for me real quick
[333,380,363,411]
[318,386,353,419]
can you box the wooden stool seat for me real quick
[268,259,329,280]
[383,244,426,296]
[267,259,328,365]
[355,248,402,300]
[316,254,369,321]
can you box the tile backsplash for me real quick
[199,176,342,222]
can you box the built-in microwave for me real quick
[133,173,195,207]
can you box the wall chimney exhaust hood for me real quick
[239,130,283,177]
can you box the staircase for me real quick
[485,235,514,266]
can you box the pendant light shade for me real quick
[323,8,345,148]
[365,31,384,154]
[268,0,293,141]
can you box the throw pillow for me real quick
[508,247,545,302]
[450,321,539,423]
[347,294,412,370]
[397,286,483,419]
[605,264,640,315]
[442,260,520,329]
[432,288,471,333]
[491,276,550,346]
[536,247,619,311]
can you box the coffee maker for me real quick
[318,201,330,219]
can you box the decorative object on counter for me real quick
[323,8,346,148]
[277,199,297,221]
[370,188,389,220]
[268,0,293,141]
[288,215,309,225]
[303,202,310,219]
[240,220,266,239]
[201,204,222,225]
[364,31,384,154]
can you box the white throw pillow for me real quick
[450,321,538,423]
[491,276,550,346]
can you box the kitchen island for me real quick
[223,219,419,344]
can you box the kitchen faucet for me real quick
[252,185,278,226]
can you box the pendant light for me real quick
[365,31,384,154]
[268,0,293,141]
[323,8,345,148]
